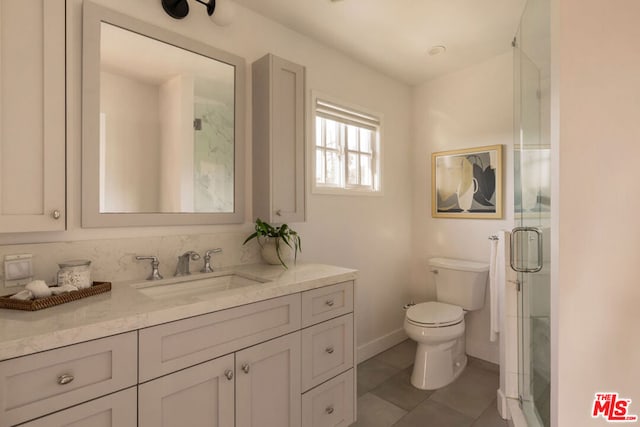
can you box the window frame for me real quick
[310,91,383,196]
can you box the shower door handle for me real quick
[510,227,543,273]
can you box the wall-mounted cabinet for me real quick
[252,54,305,223]
[0,0,66,232]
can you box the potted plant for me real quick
[243,218,302,268]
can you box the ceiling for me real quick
[233,0,527,85]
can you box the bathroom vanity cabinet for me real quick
[252,54,306,224]
[0,0,66,232]
[0,267,356,427]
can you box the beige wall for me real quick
[554,0,640,424]
[412,52,514,364]
[0,0,413,359]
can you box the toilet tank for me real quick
[429,258,489,311]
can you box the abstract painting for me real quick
[432,144,503,219]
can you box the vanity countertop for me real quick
[0,263,357,361]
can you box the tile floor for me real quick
[354,340,508,427]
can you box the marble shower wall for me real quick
[0,231,261,291]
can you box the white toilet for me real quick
[404,257,489,390]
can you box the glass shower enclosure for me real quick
[513,0,550,425]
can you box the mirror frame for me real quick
[82,2,245,227]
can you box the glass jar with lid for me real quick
[57,260,92,289]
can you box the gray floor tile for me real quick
[468,356,500,374]
[393,400,474,427]
[470,399,509,427]
[356,341,504,427]
[373,340,417,370]
[352,393,407,427]
[371,366,433,411]
[429,363,499,419]
[358,358,401,396]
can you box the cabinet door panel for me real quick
[251,54,305,223]
[271,56,304,223]
[20,387,137,427]
[139,354,235,427]
[0,0,65,231]
[236,332,301,427]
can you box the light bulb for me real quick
[210,0,236,26]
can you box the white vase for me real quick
[456,178,478,212]
[261,239,292,266]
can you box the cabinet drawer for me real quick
[139,294,301,382]
[301,314,354,391]
[20,387,137,427]
[301,282,353,328]
[302,369,354,427]
[0,332,137,427]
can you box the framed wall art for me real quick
[431,144,503,219]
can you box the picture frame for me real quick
[431,144,503,219]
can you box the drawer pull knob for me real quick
[325,299,335,307]
[325,405,334,415]
[242,363,250,374]
[51,209,61,220]
[57,374,74,385]
[325,346,335,354]
[224,370,234,380]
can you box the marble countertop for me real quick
[0,263,357,361]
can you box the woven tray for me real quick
[0,281,112,311]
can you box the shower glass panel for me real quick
[193,100,234,213]
[514,0,550,425]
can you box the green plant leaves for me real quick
[243,218,302,268]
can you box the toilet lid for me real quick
[406,302,463,327]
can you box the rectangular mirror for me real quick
[82,2,245,227]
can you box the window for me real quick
[313,95,382,194]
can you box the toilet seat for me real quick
[406,301,463,327]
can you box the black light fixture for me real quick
[161,0,235,25]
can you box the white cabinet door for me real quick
[19,387,137,427]
[0,0,65,232]
[236,332,301,427]
[139,354,235,427]
[252,54,305,223]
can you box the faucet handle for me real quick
[201,248,223,273]
[136,256,163,281]
[204,248,223,258]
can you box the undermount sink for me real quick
[132,273,269,300]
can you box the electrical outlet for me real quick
[4,254,33,288]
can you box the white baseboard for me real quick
[357,328,408,364]
[497,389,508,419]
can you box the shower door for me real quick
[513,0,550,425]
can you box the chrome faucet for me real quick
[175,251,201,276]
[200,248,223,273]
[136,256,163,280]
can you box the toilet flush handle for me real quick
[430,269,439,274]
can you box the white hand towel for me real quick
[9,289,34,300]
[51,284,79,295]
[489,231,507,342]
[25,280,52,298]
